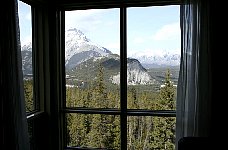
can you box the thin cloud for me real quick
[133,37,145,44]
[25,12,31,21]
[65,9,107,32]
[21,35,32,46]
[105,42,120,54]
[129,49,165,57]
[152,22,180,41]
[105,21,116,27]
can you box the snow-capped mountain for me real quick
[129,51,180,68]
[21,42,32,74]
[65,28,112,69]
[20,28,156,85]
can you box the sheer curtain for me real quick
[0,0,30,149]
[176,0,211,148]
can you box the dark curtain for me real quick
[0,0,30,149]
[176,0,211,149]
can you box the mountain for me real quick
[65,28,112,69]
[21,28,156,85]
[64,28,156,85]
[21,42,32,75]
[67,55,157,85]
[129,51,180,69]
[111,58,156,85]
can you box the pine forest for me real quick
[23,66,177,150]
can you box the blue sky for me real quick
[18,1,180,56]
[18,1,32,47]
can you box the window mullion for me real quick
[120,6,127,150]
[60,10,66,150]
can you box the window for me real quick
[18,1,37,148]
[62,3,180,150]
[3,0,213,150]
[18,1,48,149]
[18,0,35,113]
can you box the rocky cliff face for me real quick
[111,58,156,85]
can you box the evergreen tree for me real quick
[150,68,176,149]
[66,66,177,149]
[160,69,176,110]
[86,63,116,149]
[24,80,33,111]
[93,63,108,108]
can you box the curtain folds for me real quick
[0,0,30,149]
[176,0,211,148]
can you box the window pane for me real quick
[65,9,120,108]
[18,1,34,112]
[127,116,176,149]
[66,113,120,149]
[127,6,180,110]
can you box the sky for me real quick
[18,1,32,47]
[18,1,180,56]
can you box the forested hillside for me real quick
[24,66,177,149]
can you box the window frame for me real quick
[59,1,180,149]
[19,0,51,149]
[19,0,37,114]
[19,0,48,116]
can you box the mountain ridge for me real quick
[21,28,179,85]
